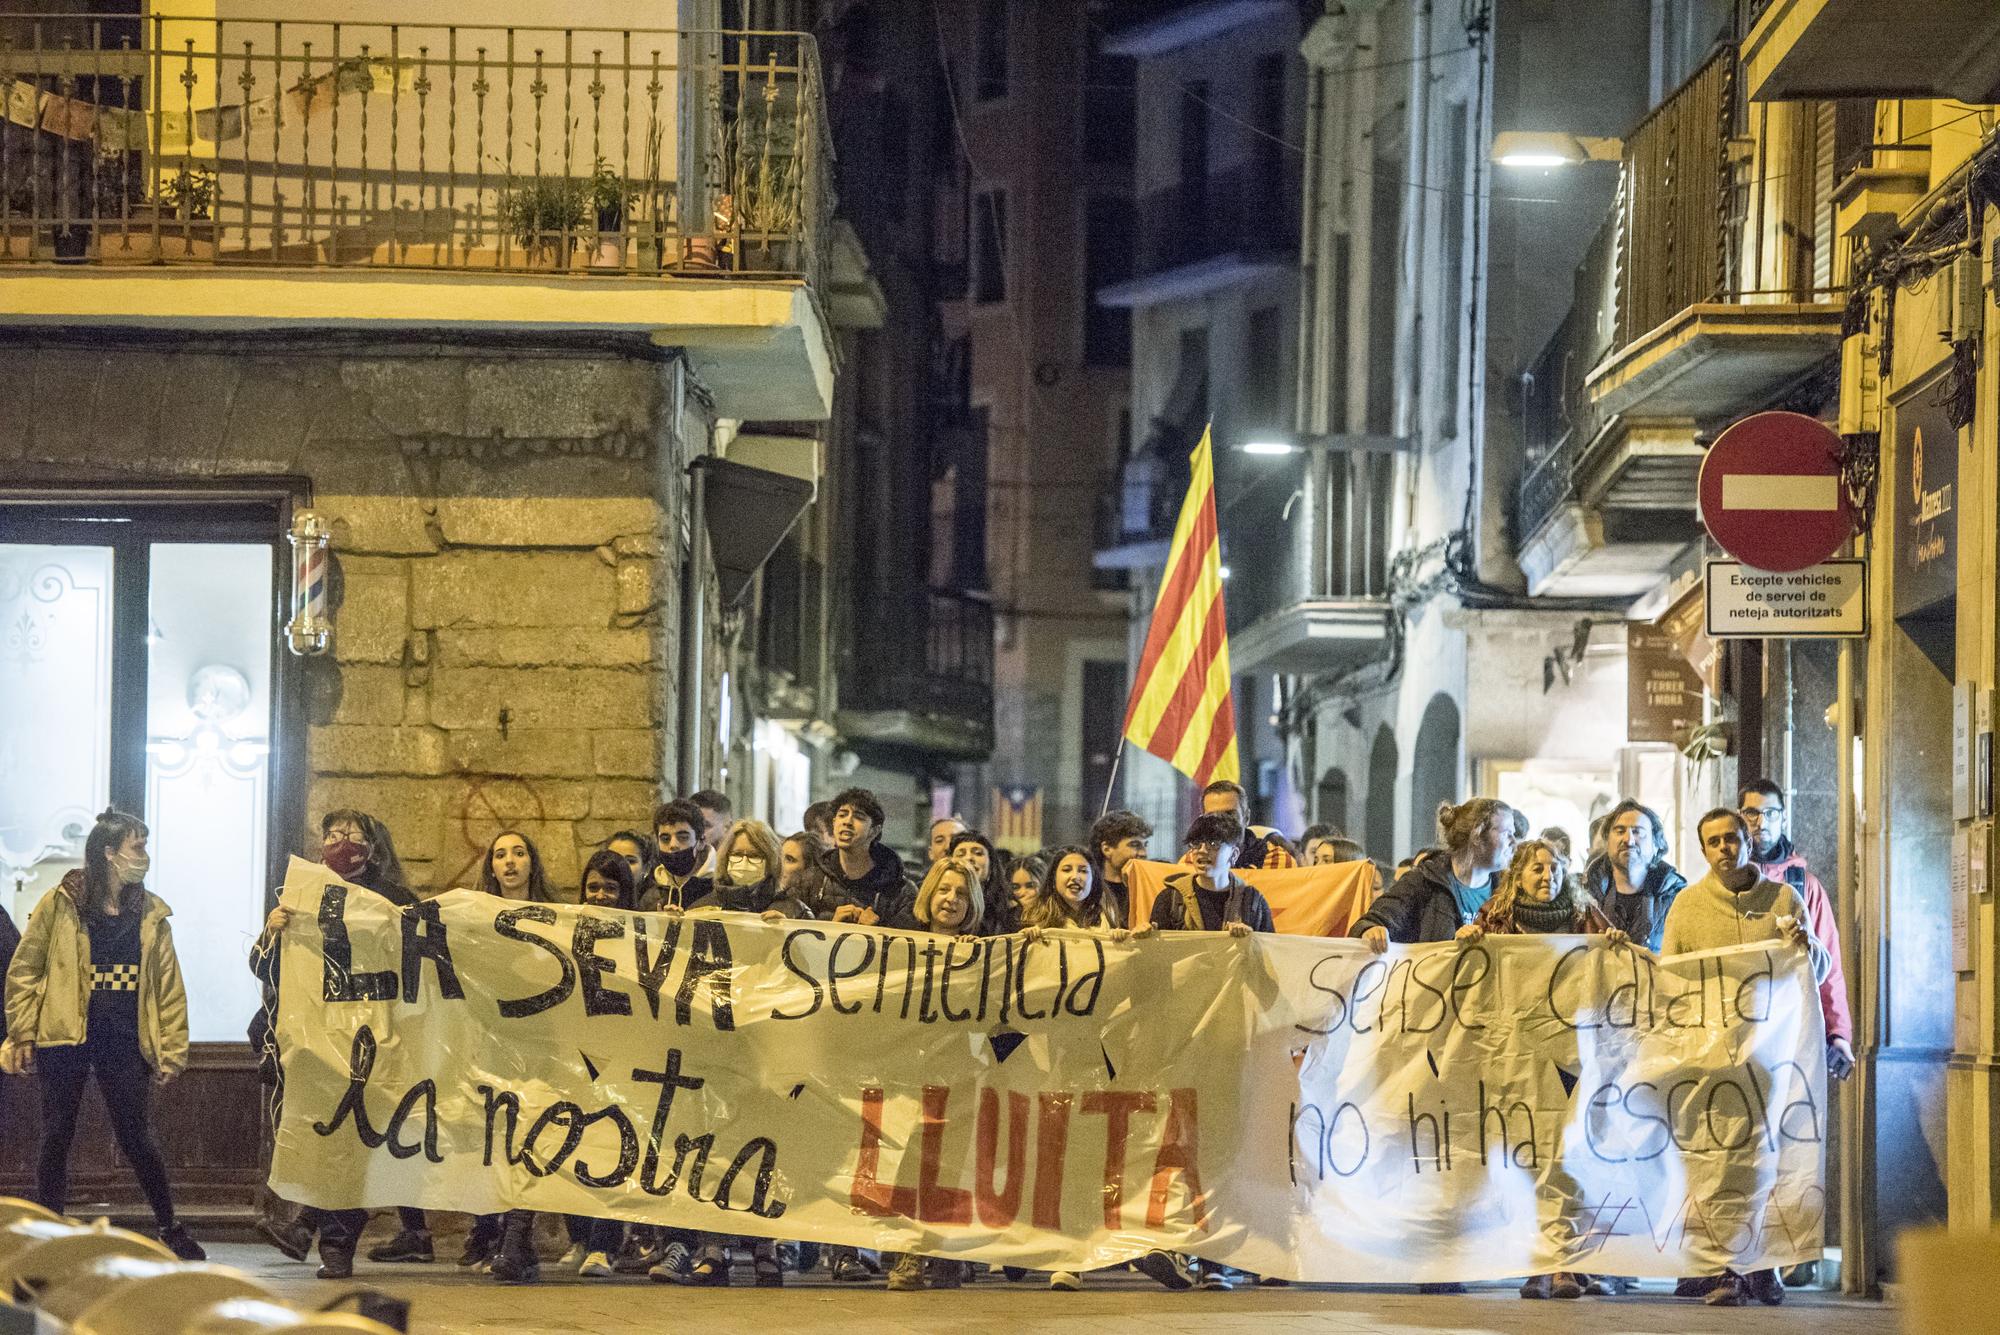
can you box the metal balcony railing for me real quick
[0,15,830,285]
[1516,211,1619,543]
[1131,161,1294,278]
[1616,44,1736,346]
[841,588,994,740]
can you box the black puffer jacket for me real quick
[1582,855,1687,952]
[1351,853,1480,945]
[817,842,913,920]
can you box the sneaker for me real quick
[1133,1249,1195,1291]
[1782,1260,1819,1288]
[1049,1270,1082,1291]
[368,1229,434,1264]
[260,1218,313,1263]
[557,1242,589,1269]
[648,1239,693,1284]
[830,1248,871,1283]
[158,1222,206,1262]
[1675,1276,1724,1298]
[613,1239,660,1274]
[1550,1272,1585,1300]
[1742,1268,1785,1306]
[315,1246,354,1281]
[1703,1276,1745,1306]
[1196,1265,1236,1291]
[458,1227,499,1268]
[579,1250,614,1277]
[886,1252,927,1291]
[1520,1273,1552,1299]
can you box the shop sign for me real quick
[1703,559,1867,639]
[1658,578,1721,695]
[1626,622,1703,744]
[1893,387,1958,620]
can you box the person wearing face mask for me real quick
[1582,800,1686,953]
[1355,799,1520,952]
[2,808,202,1262]
[642,799,713,913]
[251,809,433,1277]
[691,820,811,919]
[1662,808,1830,1309]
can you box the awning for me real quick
[699,436,817,606]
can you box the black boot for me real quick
[317,1242,355,1280]
[158,1221,206,1262]
[489,1212,540,1284]
[458,1215,502,1268]
[368,1228,434,1263]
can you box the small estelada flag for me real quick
[989,786,1044,852]
[1119,425,1239,786]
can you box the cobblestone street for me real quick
[212,1244,1903,1335]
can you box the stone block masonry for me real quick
[4,334,698,898]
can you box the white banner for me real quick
[269,858,1826,1281]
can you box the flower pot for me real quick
[589,234,627,271]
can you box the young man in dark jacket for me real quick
[1150,812,1274,935]
[818,787,914,926]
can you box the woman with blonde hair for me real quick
[1459,838,1610,940]
[903,858,985,938]
[691,819,810,918]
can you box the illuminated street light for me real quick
[1241,440,1298,455]
[1491,130,1623,167]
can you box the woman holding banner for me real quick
[1354,798,1519,951]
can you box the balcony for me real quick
[1096,162,1295,309]
[0,15,835,418]
[1743,0,2000,103]
[836,588,994,760]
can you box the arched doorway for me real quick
[1316,767,1351,835]
[1366,726,1397,862]
[1409,694,1461,851]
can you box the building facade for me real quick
[0,3,834,1218]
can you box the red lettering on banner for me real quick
[851,1087,916,1218]
[1033,1092,1073,1230]
[1082,1090,1157,1229]
[917,1084,973,1224]
[975,1088,1029,1228]
[1147,1087,1209,1230]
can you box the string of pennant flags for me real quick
[1,55,419,150]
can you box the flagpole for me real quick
[1098,739,1126,821]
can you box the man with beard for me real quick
[1583,800,1686,952]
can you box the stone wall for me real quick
[2,334,696,894]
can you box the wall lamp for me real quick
[1491,130,1623,167]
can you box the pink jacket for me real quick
[1756,850,1853,1044]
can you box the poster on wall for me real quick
[1892,382,1958,622]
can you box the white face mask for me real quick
[728,855,767,884]
[111,851,150,886]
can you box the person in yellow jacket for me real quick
[2,808,203,1261]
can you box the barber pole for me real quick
[285,507,333,655]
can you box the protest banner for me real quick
[269,857,1825,1282]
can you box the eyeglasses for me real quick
[1186,839,1228,852]
[1738,807,1783,821]
[323,827,366,843]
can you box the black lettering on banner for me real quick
[631,915,679,1020]
[1446,945,1491,1032]
[1065,939,1106,1016]
[676,918,736,1031]
[319,885,397,1002]
[573,912,634,1018]
[1348,959,1387,1033]
[1291,1100,1370,1181]
[634,1049,706,1195]
[1012,939,1047,1021]
[400,899,464,1002]
[771,928,827,1020]
[713,1137,787,1218]
[312,1025,441,1162]
[875,934,918,1019]
[827,931,876,1016]
[481,1086,527,1166]
[916,937,946,1022]
[521,1102,588,1177]
[938,938,980,1023]
[1734,951,1775,1023]
[494,906,576,1018]
[1546,942,1592,1030]
[571,1104,642,1188]
[1296,954,1351,1035]
[1476,1080,1537,1169]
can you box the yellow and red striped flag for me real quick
[1120,426,1239,786]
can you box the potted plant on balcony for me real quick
[97,162,217,263]
[587,157,631,271]
[497,174,587,271]
[718,98,804,272]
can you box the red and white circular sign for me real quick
[1697,411,1853,573]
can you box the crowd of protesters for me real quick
[0,773,1847,1306]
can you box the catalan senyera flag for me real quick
[1120,426,1240,786]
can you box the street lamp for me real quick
[1241,440,1297,456]
[1491,130,1623,167]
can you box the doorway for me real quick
[0,500,297,1044]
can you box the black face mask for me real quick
[660,847,699,877]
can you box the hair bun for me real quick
[96,807,120,823]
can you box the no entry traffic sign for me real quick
[1697,411,1854,573]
